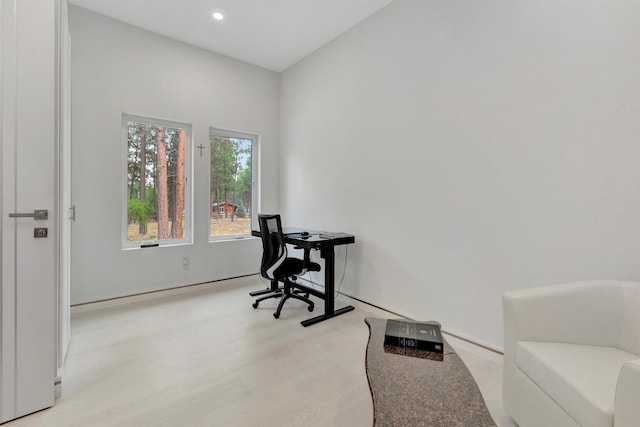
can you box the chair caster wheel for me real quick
[308,304,314,312]
[273,312,280,319]
[252,302,258,309]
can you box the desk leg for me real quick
[300,245,354,327]
[324,246,335,314]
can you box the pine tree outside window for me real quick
[123,114,192,248]
[209,128,256,240]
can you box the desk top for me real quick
[251,228,355,249]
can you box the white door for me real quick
[1,0,58,422]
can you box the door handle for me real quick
[8,209,48,220]
[69,205,75,221]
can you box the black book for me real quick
[384,319,443,353]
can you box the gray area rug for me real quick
[365,317,496,427]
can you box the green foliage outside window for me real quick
[126,119,187,242]
[210,135,253,236]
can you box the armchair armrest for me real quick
[615,359,640,427]
[503,281,623,362]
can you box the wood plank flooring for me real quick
[5,277,516,427]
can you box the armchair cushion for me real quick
[503,281,640,427]
[516,341,637,427]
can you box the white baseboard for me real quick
[71,275,259,314]
[442,332,504,364]
[337,292,504,364]
[54,376,62,399]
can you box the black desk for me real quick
[251,229,355,327]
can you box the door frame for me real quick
[55,0,71,383]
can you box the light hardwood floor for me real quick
[6,277,516,427]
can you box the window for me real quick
[209,128,256,240]
[123,114,192,247]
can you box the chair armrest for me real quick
[615,359,640,427]
[503,281,623,362]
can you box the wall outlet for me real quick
[182,256,189,266]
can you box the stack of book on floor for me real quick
[383,319,444,361]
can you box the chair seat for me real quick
[516,341,638,427]
[274,257,320,278]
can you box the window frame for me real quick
[208,127,259,242]
[122,113,193,249]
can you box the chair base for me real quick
[251,278,311,310]
[251,279,283,308]
[249,287,279,297]
[252,289,284,308]
[273,279,314,319]
[274,292,314,318]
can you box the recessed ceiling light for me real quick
[212,12,224,21]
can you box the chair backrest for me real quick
[258,214,287,280]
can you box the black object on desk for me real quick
[284,231,311,239]
[251,228,356,327]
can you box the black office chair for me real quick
[253,214,320,319]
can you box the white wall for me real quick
[69,6,280,304]
[280,0,640,348]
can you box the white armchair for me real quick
[502,281,640,427]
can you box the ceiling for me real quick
[68,0,395,72]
